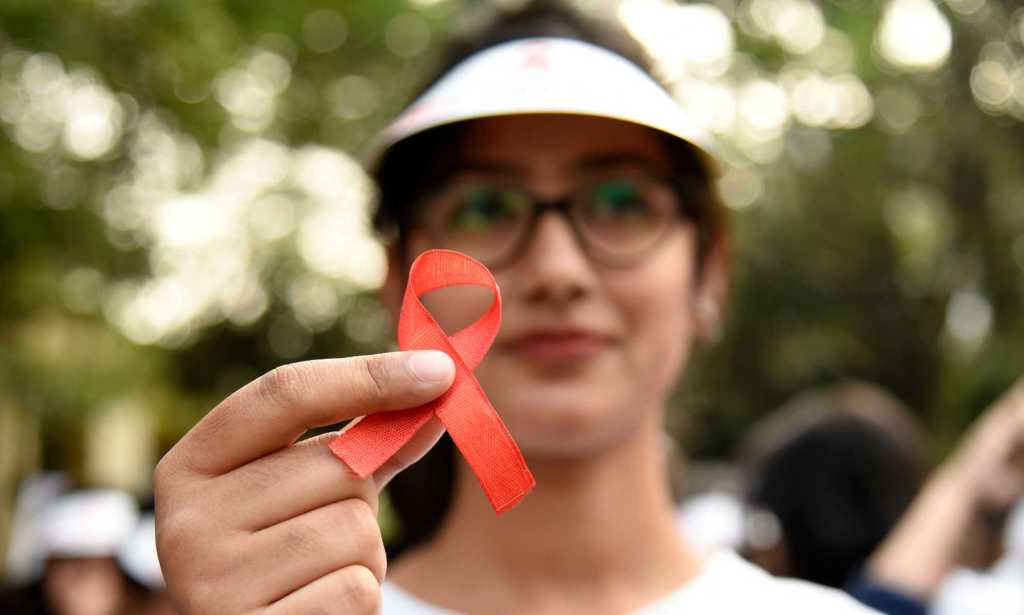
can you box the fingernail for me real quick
[407,351,455,383]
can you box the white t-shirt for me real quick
[932,557,1024,615]
[381,550,880,614]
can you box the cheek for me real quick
[419,285,494,335]
[609,238,697,399]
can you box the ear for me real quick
[693,235,731,344]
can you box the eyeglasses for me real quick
[413,174,695,268]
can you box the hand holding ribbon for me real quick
[330,249,535,514]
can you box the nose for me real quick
[515,209,599,307]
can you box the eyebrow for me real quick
[450,160,525,176]
[572,152,668,174]
[451,152,668,178]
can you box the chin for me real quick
[475,348,672,459]
[491,385,647,460]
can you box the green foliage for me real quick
[0,0,1022,481]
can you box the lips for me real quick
[503,329,614,361]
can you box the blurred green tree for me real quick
[0,0,1022,524]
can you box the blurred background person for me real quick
[739,379,1024,614]
[867,379,1024,612]
[40,489,137,615]
[739,382,928,588]
[0,484,166,615]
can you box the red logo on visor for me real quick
[520,41,553,70]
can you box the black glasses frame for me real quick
[413,176,700,270]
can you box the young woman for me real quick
[153,7,881,614]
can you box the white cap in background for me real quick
[118,514,164,589]
[41,489,139,560]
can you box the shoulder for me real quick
[637,551,882,615]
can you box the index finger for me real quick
[161,351,455,477]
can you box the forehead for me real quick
[452,114,673,176]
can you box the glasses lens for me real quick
[575,177,678,261]
[426,183,531,264]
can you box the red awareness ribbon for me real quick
[329,249,535,514]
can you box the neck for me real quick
[390,409,703,614]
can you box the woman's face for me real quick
[395,114,711,459]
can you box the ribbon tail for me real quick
[329,405,435,478]
[437,376,536,514]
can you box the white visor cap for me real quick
[42,490,139,560]
[371,36,716,173]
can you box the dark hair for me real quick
[380,1,728,559]
[742,414,924,587]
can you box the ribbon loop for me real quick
[330,249,535,514]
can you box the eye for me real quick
[445,186,530,232]
[586,180,653,222]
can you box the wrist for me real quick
[865,462,980,597]
[930,458,983,508]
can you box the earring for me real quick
[696,296,722,343]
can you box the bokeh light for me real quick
[327,75,381,120]
[876,0,952,72]
[386,13,432,58]
[876,86,923,134]
[303,9,349,53]
[619,0,735,80]
[944,0,986,17]
[945,289,994,349]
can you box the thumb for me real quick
[372,416,447,489]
